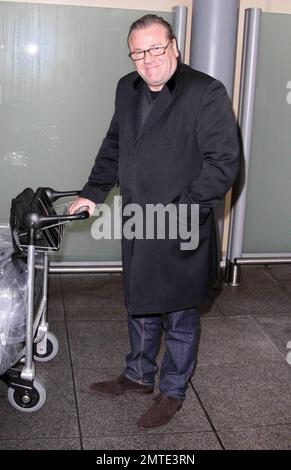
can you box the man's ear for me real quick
[172,38,180,58]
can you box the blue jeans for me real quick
[124,307,200,399]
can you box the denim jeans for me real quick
[124,307,200,399]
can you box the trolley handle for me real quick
[42,187,81,203]
[22,208,89,230]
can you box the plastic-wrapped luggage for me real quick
[0,229,27,376]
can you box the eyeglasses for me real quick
[129,41,171,62]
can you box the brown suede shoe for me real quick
[137,394,183,428]
[90,375,154,396]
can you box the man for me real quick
[69,14,239,428]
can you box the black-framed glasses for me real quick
[128,41,171,62]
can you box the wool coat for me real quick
[81,62,240,315]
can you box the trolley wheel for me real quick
[33,332,59,362]
[7,379,46,413]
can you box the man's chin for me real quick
[146,78,163,89]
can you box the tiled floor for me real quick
[0,265,291,450]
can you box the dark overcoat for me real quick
[82,63,240,315]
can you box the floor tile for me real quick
[0,438,81,450]
[267,265,291,283]
[198,316,282,365]
[211,267,291,316]
[219,424,291,450]
[68,321,131,370]
[192,361,291,428]
[48,275,65,321]
[61,274,127,321]
[252,315,291,357]
[61,274,124,305]
[280,283,291,298]
[83,431,221,450]
[64,298,127,322]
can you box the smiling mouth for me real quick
[145,65,159,71]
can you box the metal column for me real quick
[190,0,240,257]
[190,0,239,97]
[173,5,188,62]
[226,9,261,285]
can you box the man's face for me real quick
[128,23,179,91]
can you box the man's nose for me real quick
[143,50,153,64]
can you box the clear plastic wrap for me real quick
[0,229,27,376]
[0,226,14,262]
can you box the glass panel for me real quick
[0,2,173,262]
[243,13,291,254]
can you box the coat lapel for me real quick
[130,83,144,142]
[130,65,180,142]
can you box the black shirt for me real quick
[139,86,161,130]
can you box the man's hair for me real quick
[127,14,176,46]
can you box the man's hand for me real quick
[68,197,96,217]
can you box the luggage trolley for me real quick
[1,187,89,412]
